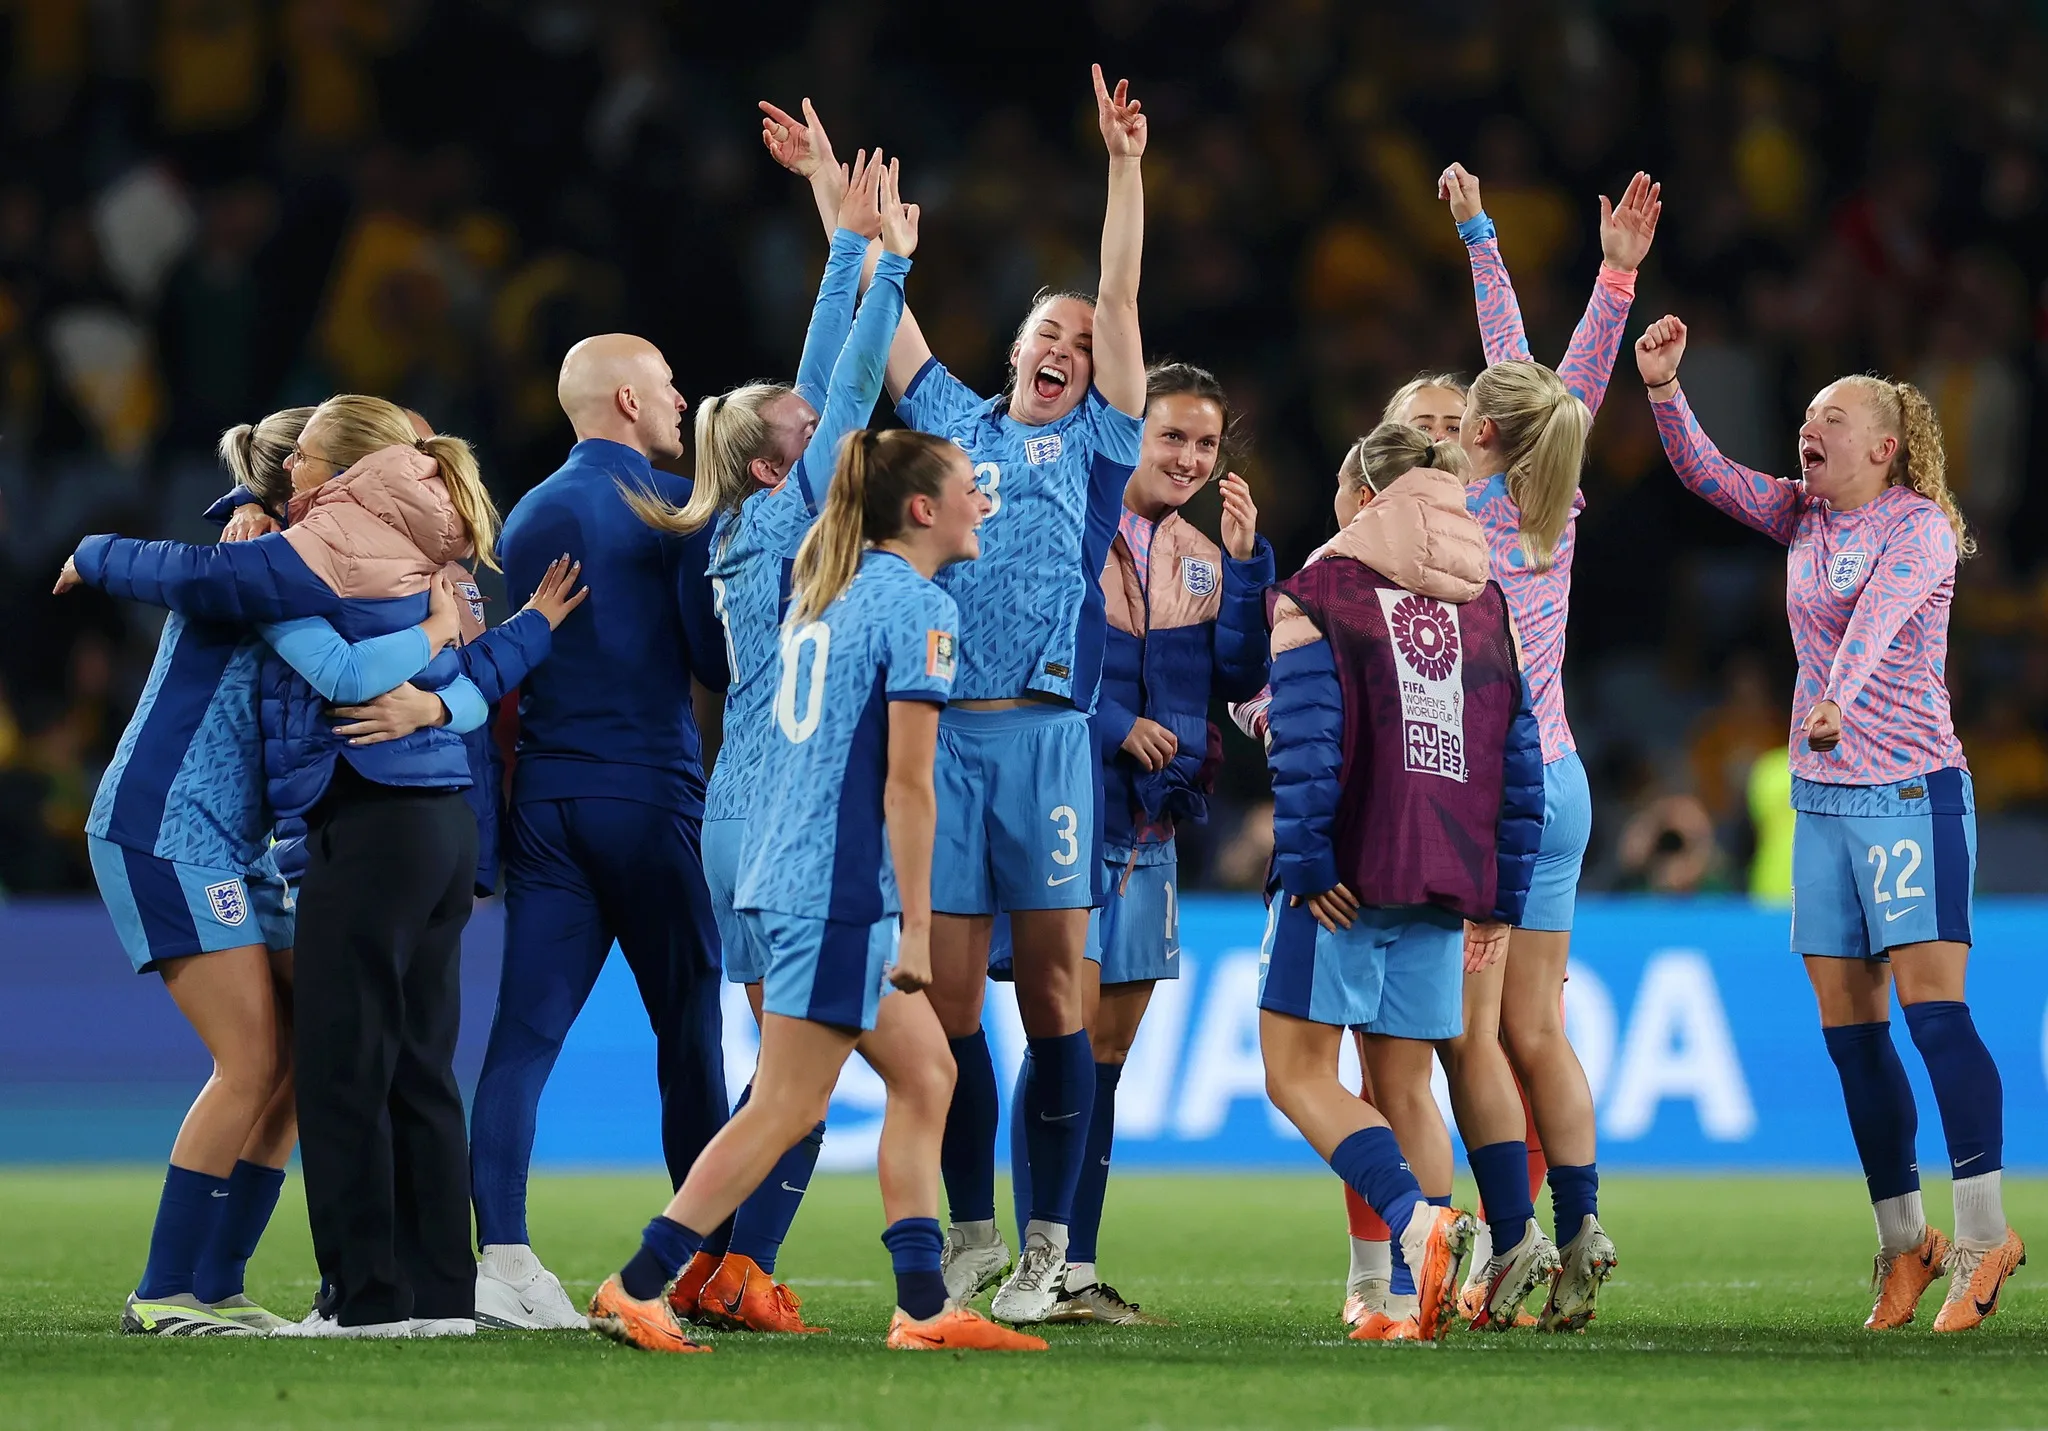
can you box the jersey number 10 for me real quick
[775,621,831,743]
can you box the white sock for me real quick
[1398,1203,1437,1275]
[1064,1260,1097,1292]
[1347,1237,1391,1287]
[1024,1218,1071,1258]
[1872,1192,1927,1257]
[1953,1171,2006,1248]
[953,1218,1001,1248]
[478,1243,540,1279]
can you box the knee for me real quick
[1016,973,1082,1037]
[214,1043,282,1105]
[928,986,983,1041]
[1500,1006,1560,1064]
[1088,1032,1131,1066]
[902,1057,957,1121]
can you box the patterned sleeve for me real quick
[801,249,913,515]
[1651,388,1803,545]
[1083,384,1146,468]
[883,585,958,705]
[1555,265,1637,416]
[895,357,985,437]
[793,228,871,410]
[1461,214,1533,367]
[1824,507,1956,712]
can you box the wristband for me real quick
[1645,377,1679,399]
[1455,211,1496,244]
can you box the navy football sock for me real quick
[1468,1141,1534,1255]
[1903,1001,2003,1177]
[1548,1164,1599,1244]
[1821,1021,1921,1202]
[1329,1128,1426,1268]
[1066,1063,1122,1265]
[620,1216,704,1302]
[943,1032,999,1225]
[1023,1032,1095,1228]
[136,1165,229,1301]
[728,1122,825,1275]
[192,1161,286,1304]
[881,1217,948,1321]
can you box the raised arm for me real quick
[1554,171,1658,415]
[1091,64,1146,418]
[1638,316,1803,545]
[1441,164,1533,367]
[760,97,850,240]
[793,151,886,409]
[63,532,340,623]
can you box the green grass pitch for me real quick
[3,1169,2044,1429]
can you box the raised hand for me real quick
[1438,162,1483,223]
[522,554,590,630]
[1634,314,1689,392]
[1600,170,1662,272]
[879,157,919,258]
[1218,471,1258,560]
[759,98,835,178]
[836,148,885,240]
[1093,63,1147,160]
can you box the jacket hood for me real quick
[289,445,471,566]
[1317,466,1487,603]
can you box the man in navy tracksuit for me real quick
[470,333,732,1328]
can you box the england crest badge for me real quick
[1023,433,1063,465]
[457,580,485,624]
[205,880,249,928]
[1827,550,1869,593]
[1180,557,1218,597]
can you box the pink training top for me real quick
[1652,388,1965,784]
[1463,233,1638,762]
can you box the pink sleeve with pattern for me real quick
[1555,267,1636,416]
[1825,508,1955,711]
[1468,238,1533,367]
[1651,388,1803,545]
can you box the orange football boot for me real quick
[588,1274,710,1353]
[696,1255,828,1333]
[1933,1229,2026,1333]
[887,1305,1048,1351]
[1404,1207,1476,1341]
[1350,1312,1423,1341]
[666,1250,720,1325]
[1865,1225,1950,1330]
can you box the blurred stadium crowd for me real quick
[1,0,2044,896]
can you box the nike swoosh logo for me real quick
[210,1190,230,1198]
[1047,872,1081,886]
[781,1182,807,1194]
[1976,1295,1999,1317]
[1099,1156,1111,1166]
[1956,1152,1985,1167]
[1039,1110,1080,1122]
[1884,905,1920,922]
[721,1270,749,1318]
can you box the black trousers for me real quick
[296,764,479,1326]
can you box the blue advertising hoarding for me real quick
[3,895,2044,1170]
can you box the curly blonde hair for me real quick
[1831,375,1975,557]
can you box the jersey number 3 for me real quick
[775,621,831,743]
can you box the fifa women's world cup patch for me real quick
[1181,557,1218,597]
[1379,590,1467,783]
[927,630,957,681]
[1826,550,1868,594]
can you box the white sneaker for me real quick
[271,1309,410,1339]
[407,1317,477,1337]
[1539,1214,1617,1333]
[1343,1274,1390,1328]
[940,1225,1012,1303]
[1465,1221,1560,1331]
[205,1294,294,1333]
[475,1244,587,1330]
[990,1232,1066,1326]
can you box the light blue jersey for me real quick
[705,237,911,824]
[735,550,957,924]
[896,364,1142,709]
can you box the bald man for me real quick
[470,335,733,1329]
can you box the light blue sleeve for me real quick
[259,618,432,703]
[795,249,913,515]
[794,228,872,410]
[896,357,985,437]
[438,676,490,734]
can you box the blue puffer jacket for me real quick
[1091,510,1273,851]
[75,447,490,820]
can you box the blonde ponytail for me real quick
[1836,374,1975,557]
[790,428,962,626]
[218,406,314,513]
[304,394,502,570]
[1467,359,1587,570]
[1345,421,1471,495]
[624,382,794,539]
